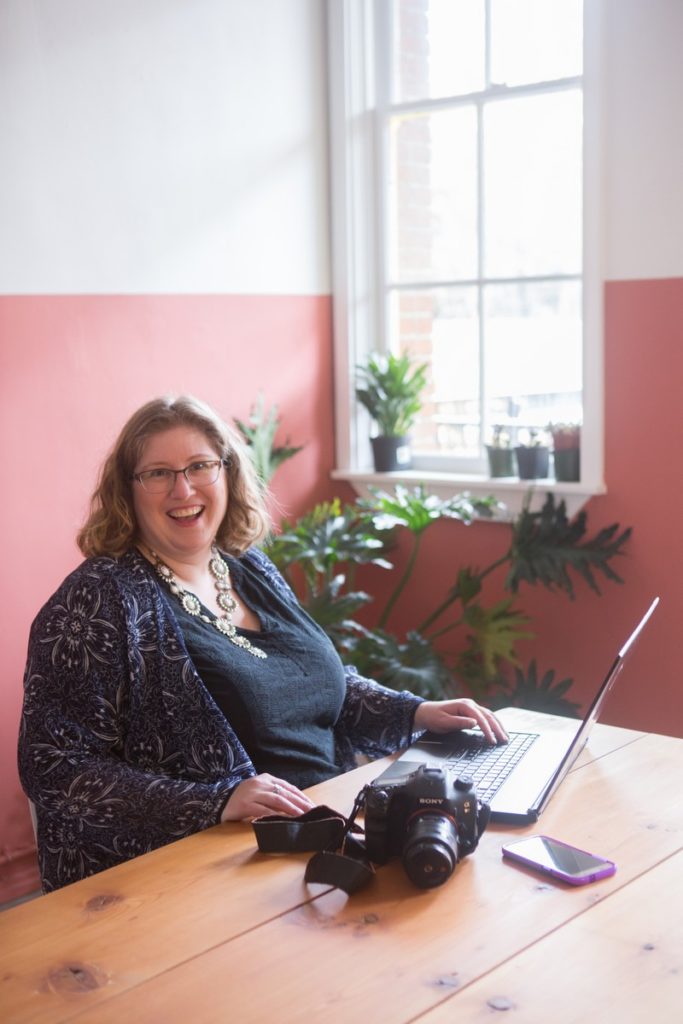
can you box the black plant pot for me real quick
[371,435,412,472]
[553,448,580,482]
[486,446,516,478]
[514,446,550,480]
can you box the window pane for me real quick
[483,280,582,442]
[490,0,583,87]
[391,0,485,103]
[484,89,582,277]
[389,107,478,284]
[392,286,480,456]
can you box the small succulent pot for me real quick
[553,448,580,482]
[550,425,581,482]
[486,445,516,478]
[514,445,550,480]
[371,435,412,472]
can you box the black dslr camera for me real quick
[363,764,490,889]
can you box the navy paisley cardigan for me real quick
[18,547,422,891]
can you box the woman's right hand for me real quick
[220,773,315,822]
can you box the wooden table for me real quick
[2,715,682,1023]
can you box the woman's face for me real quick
[132,426,228,567]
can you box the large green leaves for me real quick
[362,484,499,535]
[489,660,580,717]
[338,625,454,700]
[456,599,534,683]
[304,576,373,639]
[265,484,631,715]
[355,352,428,436]
[507,494,632,598]
[234,393,303,485]
[265,500,390,587]
[235,394,632,714]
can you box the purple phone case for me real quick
[501,835,617,886]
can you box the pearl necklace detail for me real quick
[151,545,267,660]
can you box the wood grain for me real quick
[16,731,677,1024]
[418,849,683,1024]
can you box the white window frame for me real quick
[327,0,605,518]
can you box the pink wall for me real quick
[513,277,683,737]
[0,293,346,902]
[2,277,682,903]
[384,277,683,741]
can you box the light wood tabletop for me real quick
[2,717,682,1024]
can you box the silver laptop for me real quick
[373,598,659,824]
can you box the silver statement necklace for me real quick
[151,545,267,660]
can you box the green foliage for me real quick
[355,352,428,437]
[254,402,632,716]
[507,493,632,597]
[337,625,453,700]
[304,576,373,640]
[234,392,303,485]
[487,660,581,717]
[361,484,499,535]
[456,599,534,685]
[266,499,391,598]
[265,487,632,719]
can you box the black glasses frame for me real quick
[132,458,229,493]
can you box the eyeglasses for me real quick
[133,459,227,494]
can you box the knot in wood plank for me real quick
[45,962,108,993]
[84,893,124,912]
[487,995,517,1011]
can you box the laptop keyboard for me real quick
[444,730,538,802]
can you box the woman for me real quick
[19,395,507,891]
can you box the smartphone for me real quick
[501,835,617,886]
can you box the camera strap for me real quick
[251,789,375,895]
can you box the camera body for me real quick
[363,764,490,888]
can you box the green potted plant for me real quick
[355,351,428,471]
[486,425,516,478]
[549,423,581,482]
[514,428,550,480]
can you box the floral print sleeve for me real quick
[334,665,423,768]
[18,554,255,892]
[19,548,424,892]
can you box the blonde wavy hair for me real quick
[77,395,271,558]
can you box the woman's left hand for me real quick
[414,698,508,745]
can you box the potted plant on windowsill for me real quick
[485,425,516,478]
[514,428,550,480]
[549,422,581,482]
[356,351,428,472]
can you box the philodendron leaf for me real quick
[265,500,390,578]
[305,576,373,630]
[234,393,302,485]
[488,660,581,717]
[458,599,533,680]
[449,567,483,606]
[361,485,498,536]
[337,625,453,700]
[506,493,632,598]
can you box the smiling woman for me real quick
[132,428,230,563]
[18,394,507,893]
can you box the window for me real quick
[328,0,604,513]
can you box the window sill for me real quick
[331,468,606,520]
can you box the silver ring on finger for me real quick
[272,783,281,795]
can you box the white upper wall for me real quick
[0,0,330,294]
[1,0,681,295]
[603,0,683,281]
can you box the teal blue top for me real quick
[173,553,346,788]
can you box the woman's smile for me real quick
[167,504,205,524]
[132,426,228,564]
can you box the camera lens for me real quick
[401,813,459,889]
